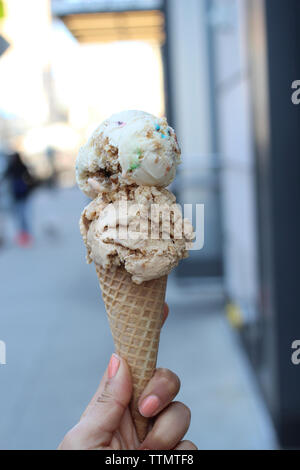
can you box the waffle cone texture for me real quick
[95,264,167,442]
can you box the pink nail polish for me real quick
[139,395,160,417]
[108,353,120,379]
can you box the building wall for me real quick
[167,0,212,159]
[211,0,259,316]
[167,0,223,274]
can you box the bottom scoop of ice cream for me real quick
[80,186,194,284]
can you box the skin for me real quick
[58,304,198,451]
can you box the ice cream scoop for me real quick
[80,185,194,284]
[76,110,181,198]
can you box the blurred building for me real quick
[246,0,300,448]
[170,0,300,449]
[169,0,300,448]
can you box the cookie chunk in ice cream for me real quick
[80,186,194,284]
[76,110,181,198]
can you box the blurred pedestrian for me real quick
[3,152,37,246]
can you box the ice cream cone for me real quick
[95,264,167,442]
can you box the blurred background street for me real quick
[0,187,276,450]
[0,0,299,450]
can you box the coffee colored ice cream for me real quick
[80,186,194,284]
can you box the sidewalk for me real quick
[0,187,277,449]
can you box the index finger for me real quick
[162,303,169,327]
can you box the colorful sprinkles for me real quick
[129,162,141,171]
[154,121,170,139]
[113,121,126,128]
[129,149,143,171]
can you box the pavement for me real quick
[0,187,277,450]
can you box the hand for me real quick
[58,304,197,450]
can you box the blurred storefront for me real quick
[247,0,300,448]
[190,0,300,448]
[167,0,300,448]
[166,0,223,279]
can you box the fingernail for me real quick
[139,395,160,417]
[108,353,120,379]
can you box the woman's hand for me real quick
[58,304,197,450]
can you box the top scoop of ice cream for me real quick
[80,186,194,284]
[76,110,181,198]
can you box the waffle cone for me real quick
[95,264,167,442]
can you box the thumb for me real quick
[83,354,132,443]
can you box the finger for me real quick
[139,401,191,450]
[162,303,169,327]
[138,368,180,418]
[79,354,132,448]
[174,440,198,450]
